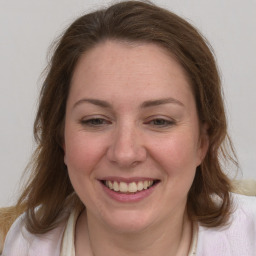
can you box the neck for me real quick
[75,209,192,256]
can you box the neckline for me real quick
[188,221,198,256]
[60,208,198,256]
[60,207,81,256]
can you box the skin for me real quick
[64,40,209,256]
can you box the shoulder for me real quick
[233,192,256,216]
[197,193,256,256]
[2,213,67,256]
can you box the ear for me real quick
[197,122,209,166]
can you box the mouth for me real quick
[101,179,160,194]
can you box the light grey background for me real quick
[0,0,255,207]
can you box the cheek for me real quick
[64,132,109,206]
[149,132,200,173]
[64,130,107,176]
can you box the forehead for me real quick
[68,40,193,107]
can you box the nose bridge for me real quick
[107,120,146,167]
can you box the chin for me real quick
[101,209,154,234]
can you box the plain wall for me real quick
[0,0,255,206]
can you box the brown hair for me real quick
[1,0,237,237]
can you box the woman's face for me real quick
[64,40,208,232]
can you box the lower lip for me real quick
[100,182,158,203]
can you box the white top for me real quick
[197,194,256,255]
[2,193,256,256]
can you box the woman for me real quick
[1,1,256,255]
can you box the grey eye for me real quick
[81,118,110,126]
[150,119,174,126]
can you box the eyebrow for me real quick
[73,97,184,109]
[73,98,112,109]
[140,98,184,108]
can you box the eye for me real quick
[80,118,111,127]
[145,117,176,128]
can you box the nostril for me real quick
[131,161,139,168]
[106,133,147,167]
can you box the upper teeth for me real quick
[105,180,154,193]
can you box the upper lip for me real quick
[99,177,159,183]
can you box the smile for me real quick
[103,180,158,193]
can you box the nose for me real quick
[106,123,147,168]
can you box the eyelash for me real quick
[145,118,176,128]
[80,117,175,129]
[80,118,111,127]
